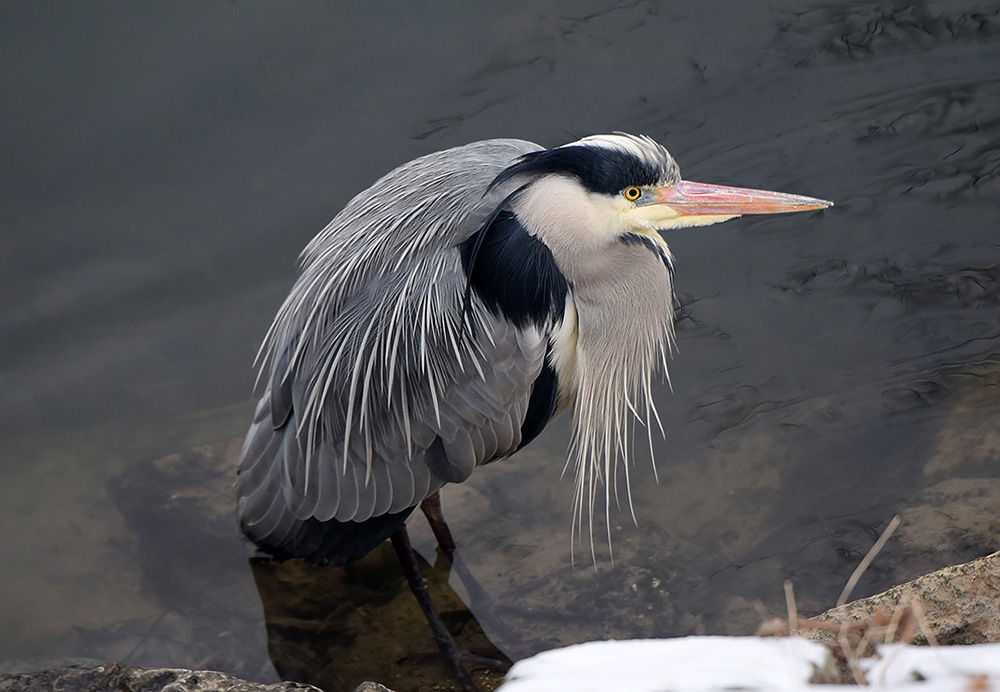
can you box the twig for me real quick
[910,599,939,648]
[838,617,867,685]
[784,579,798,637]
[837,515,902,607]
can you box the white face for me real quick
[513,175,737,252]
[513,175,622,248]
[617,191,738,232]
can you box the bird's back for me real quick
[236,138,556,565]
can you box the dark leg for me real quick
[416,493,515,671]
[418,492,528,657]
[390,524,503,691]
[420,491,456,555]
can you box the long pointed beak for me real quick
[648,180,833,216]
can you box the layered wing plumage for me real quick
[236,139,551,564]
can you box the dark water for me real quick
[3,1,1000,690]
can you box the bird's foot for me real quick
[443,645,508,692]
[457,647,507,673]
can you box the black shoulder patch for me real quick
[460,210,569,328]
[518,357,559,450]
[621,233,674,277]
[492,145,661,195]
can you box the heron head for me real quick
[494,133,831,242]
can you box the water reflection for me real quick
[251,548,508,692]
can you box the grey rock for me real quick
[806,550,1000,646]
[0,665,321,692]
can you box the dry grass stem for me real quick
[784,579,799,637]
[910,599,939,648]
[837,515,902,607]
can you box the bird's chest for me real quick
[550,240,675,410]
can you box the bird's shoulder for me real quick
[300,138,543,268]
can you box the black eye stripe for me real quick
[493,145,665,195]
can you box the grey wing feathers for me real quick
[237,138,547,551]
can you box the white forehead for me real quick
[561,133,680,183]
[564,132,658,154]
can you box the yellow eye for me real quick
[623,186,642,201]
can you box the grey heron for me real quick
[237,133,831,688]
